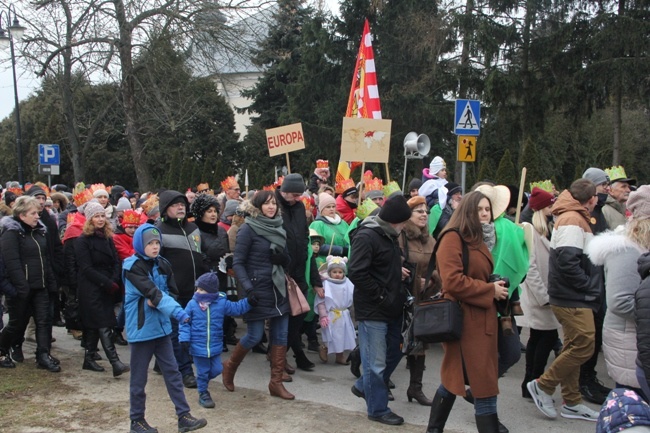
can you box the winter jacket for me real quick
[398,220,435,302]
[179,292,251,358]
[349,216,406,321]
[275,190,312,291]
[635,252,650,392]
[588,229,645,388]
[436,229,498,399]
[0,252,17,298]
[75,233,121,329]
[309,215,350,268]
[195,219,229,290]
[232,203,290,321]
[518,223,560,331]
[0,216,57,298]
[123,223,188,343]
[156,190,207,305]
[547,190,603,311]
[62,211,85,291]
[335,195,356,225]
[113,231,135,262]
[602,194,627,231]
[39,209,64,282]
[596,388,650,433]
[590,193,610,235]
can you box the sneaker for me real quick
[130,418,158,433]
[560,403,599,421]
[198,391,215,409]
[527,380,557,419]
[580,376,610,405]
[178,413,207,432]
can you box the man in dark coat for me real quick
[156,190,208,388]
[349,195,412,426]
[275,174,322,371]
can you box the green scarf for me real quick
[245,215,287,296]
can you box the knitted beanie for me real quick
[84,202,105,219]
[326,255,347,275]
[318,192,336,213]
[628,185,650,221]
[280,174,306,194]
[529,187,556,211]
[378,195,412,224]
[196,272,220,293]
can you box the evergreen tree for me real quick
[495,149,517,186]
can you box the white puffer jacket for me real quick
[587,228,646,388]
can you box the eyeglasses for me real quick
[413,209,429,214]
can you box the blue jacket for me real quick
[179,292,251,358]
[123,223,189,343]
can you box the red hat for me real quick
[529,187,555,211]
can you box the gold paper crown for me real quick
[383,181,401,198]
[121,210,142,227]
[529,180,554,193]
[362,170,373,184]
[316,159,329,169]
[273,176,284,190]
[356,198,379,220]
[262,184,276,191]
[300,196,313,212]
[141,194,159,215]
[221,176,239,191]
[7,187,23,197]
[605,166,630,182]
[33,182,50,196]
[336,178,356,195]
[364,172,383,191]
[73,188,94,207]
[90,183,108,195]
[73,182,86,196]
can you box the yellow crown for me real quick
[73,189,94,207]
[316,159,329,169]
[356,198,379,220]
[7,187,23,197]
[121,210,142,227]
[90,183,107,195]
[336,178,356,195]
[605,166,630,182]
[262,184,276,191]
[300,196,313,212]
[221,176,239,191]
[73,182,86,196]
[383,181,401,198]
[364,174,383,191]
[529,180,554,193]
[141,194,159,215]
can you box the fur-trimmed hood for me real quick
[402,220,430,244]
[239,199,261,218]
[587,228,646,266]
[0,215,47,234]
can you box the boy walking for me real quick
[180,271,255,408]
[123,223,207,433]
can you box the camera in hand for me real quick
[489,274,515,335]
[488,274,510,288]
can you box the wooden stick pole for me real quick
[515,167,527,225]
[384,163,391,183]
[285,153,291,174]
[358,162,366,206]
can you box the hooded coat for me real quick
[123,223,188,343]
[588,229,645,388]
[155,190,207,305]
[335,195,356,225]
[436,229,498,399]
[232,200,290,321]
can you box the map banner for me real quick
[340,117,392,163]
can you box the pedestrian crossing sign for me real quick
[457,136,476,162]
[454,99,480,136]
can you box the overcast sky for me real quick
[0,0,342,121]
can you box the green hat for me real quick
[356,198,379,220]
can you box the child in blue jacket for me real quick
[123,224,207,433]
[180,271,256,408]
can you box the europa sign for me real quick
[265,123,306,157]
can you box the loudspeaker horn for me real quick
[403,132,431,157]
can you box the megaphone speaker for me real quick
[403,132,430,157]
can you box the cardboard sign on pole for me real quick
[266,123,306,157]
[340,117,392,163]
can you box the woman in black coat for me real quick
[222,190,294,400]
[75,202,129,377]
[0,196,59,372]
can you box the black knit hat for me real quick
[378,195,412,224]
[280,174,306,194]
[26,186,46,197]
[408,178,422,192]
[190,194,220,221]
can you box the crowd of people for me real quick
[0,158,650,433]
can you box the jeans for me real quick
[354,319,403,417]
[240,315,289,348]
[194,355,223,393]
[130,336,190,421]
[436,384,497,416]
[498,316,521,376]
[170,317,193,377]
[538,306,595,405]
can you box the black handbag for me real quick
[411,229,468,344]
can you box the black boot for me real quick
[11,344,24,362]
[426,391,456,433]
[407,355,432,406]
[0,348,15,368]
[36,351,61,373]
[98,327,130,377]
[475,413,506,433]
[83,329,105,372]
[294,349,315,371]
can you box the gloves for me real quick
[225,255,234,270]
[247,292,259,307]
[180,341,190,354]
[319,316,330,329]
[270,253,285,265]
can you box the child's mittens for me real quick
[174,309,190,323]
[247,292,259,307]
[319,316,330,329]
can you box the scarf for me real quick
[194,292,220,311]
[245,215,288,296]
[323,215,342,225]
[482,222,496,252]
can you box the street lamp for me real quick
[0,5,27,186]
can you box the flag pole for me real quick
[515,167,527,225]
[285,153,291,174]
[358,162,366,206]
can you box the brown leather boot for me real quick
[407,355,432,406]
[222,343,249,392]
[268,345,295,400]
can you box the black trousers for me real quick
[0,289,52,354]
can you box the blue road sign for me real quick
[454,99,481,136]
[39,144,60,165]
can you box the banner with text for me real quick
[266,123,306,157]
